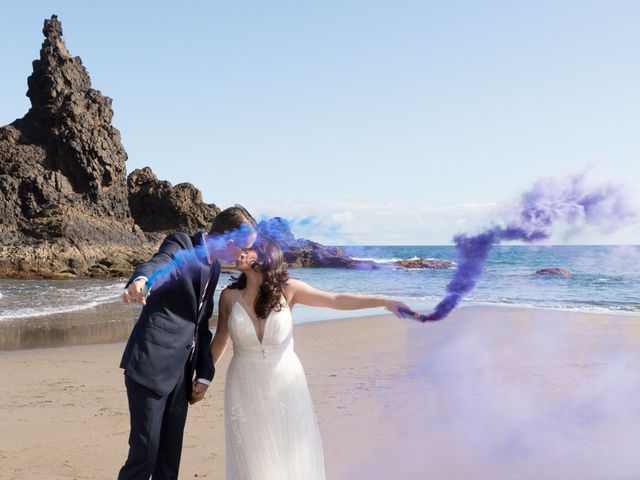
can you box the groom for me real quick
[118,205,257,480]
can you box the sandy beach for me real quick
[1,306,640,479]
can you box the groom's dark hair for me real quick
[209,204,257,238]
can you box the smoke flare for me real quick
[401,173,637,322]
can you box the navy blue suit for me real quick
[118,232,219,480]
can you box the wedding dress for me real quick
[224,288,326,479]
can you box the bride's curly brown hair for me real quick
[228,233,290,319]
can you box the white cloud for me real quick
[247,200,500,245]
[245,199,640,245]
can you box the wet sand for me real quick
[0,302,142,350]
[1,306,639,479]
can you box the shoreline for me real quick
[0,301,139,350]
[1,299,639,350]
[463,300,640,317]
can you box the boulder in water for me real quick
[535,268,572,277]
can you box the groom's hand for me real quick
[190,381,209,404]
[121,278,147,305]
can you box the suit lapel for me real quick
[192,232,210,314]
[196,260,220,326]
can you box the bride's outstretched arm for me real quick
[284,278,410,319]
[211,289,231,365]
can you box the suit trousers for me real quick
[118,371,189,480]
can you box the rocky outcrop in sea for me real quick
[535,268,572,277]
[255,218,457,270]
[394,258,455,269]
[257,217,374,268]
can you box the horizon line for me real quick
[327,243,640,247]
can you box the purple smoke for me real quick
[402,173,637,322]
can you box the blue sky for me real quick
[2,1,639,244]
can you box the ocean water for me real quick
[0,245,638,323]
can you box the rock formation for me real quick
[2,16,131,230]
[128,167,220,233]
[0,16,216,278]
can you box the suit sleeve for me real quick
[125,233,186,289]
[195,261,219,382]
[195,311,215,382]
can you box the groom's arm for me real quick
[122,233,189,304]
[190,311,215,404]
[195,312,215,382]
[126,233,185,288]
[194,263,219,383]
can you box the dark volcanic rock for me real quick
[535,268,572,277]
[394,258,455,269]
[0,16,151,277]
[128,167,220,233]
[3,15,131,224]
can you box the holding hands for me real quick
[190,382,209,404]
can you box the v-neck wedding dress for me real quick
[223,288,326,480]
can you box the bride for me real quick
[211,234,408,479]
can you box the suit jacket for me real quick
[120,232,219,397]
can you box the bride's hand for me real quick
[384,300,412,319]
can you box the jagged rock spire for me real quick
[1,15,137,251]
[12,14,130,213]
[26,15,90,108]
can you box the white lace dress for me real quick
[224,289,326,480]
